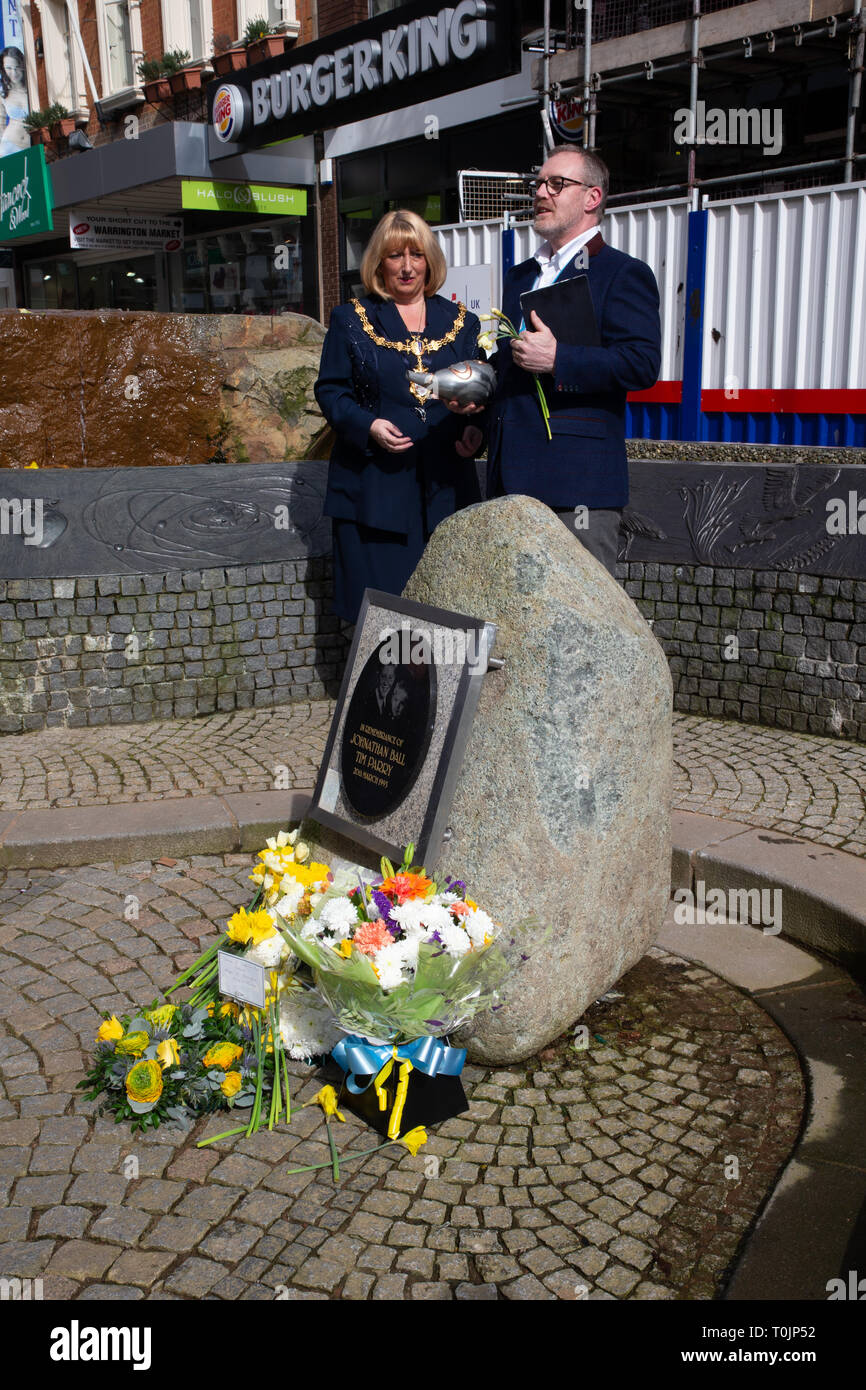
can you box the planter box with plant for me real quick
[159,49,204,95]
[212,33,247,75]
[24,108,53,145]
[245,16,285,64]
[137,57,172,102]
[48,104,76,139]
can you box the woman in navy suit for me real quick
[314,209,483,623]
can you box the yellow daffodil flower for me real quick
[96,1015,124,1044]
[303,1084,345,1121]
[398,1126,428,1156]
[226,906,276,946]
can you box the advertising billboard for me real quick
[0,0,30,162]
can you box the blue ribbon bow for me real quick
[332,1034,466,1094]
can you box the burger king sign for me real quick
[213,83,249,144]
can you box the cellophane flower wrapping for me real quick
[275,850,515,1046]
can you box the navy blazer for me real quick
[315,293,481,536]
[487,232,661,509]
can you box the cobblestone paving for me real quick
[673,714,866,855]
[0,854,804,1300]
[2,703,865,858]
[0,702,330,810]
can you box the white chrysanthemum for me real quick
[392,900,453,936]
[277,988,341,1059]
[432,921,472,957]
[274,878,305,920]
[465,907,496,949]
[245,934,289,970]
[317,896,360,939]
[300,915,327,940]
[374,941,416,990]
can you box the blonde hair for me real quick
[360,209,447,299]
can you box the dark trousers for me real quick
[555,507,623,577]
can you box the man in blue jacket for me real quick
[486,145,661,575]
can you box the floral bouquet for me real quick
[276,843,509,1045]
[78,1001,265,1133]
[274,844,513,1138]
[478,308,552,440]
[80,830,342,1137]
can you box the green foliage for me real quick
[136,56,163,81]
[244,16,270,43]
[23,107,51,132]
[160,49,192,74]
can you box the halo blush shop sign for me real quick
[208,0,518,151]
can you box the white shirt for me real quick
[531,226,599,292]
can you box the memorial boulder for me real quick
[402,495,673,1064]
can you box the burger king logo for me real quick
[213,83,247,143]
[549,96,584,143]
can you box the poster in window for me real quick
[0,1,30,162]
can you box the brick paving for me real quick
[0,853,804,1300]
[1,702,865,857]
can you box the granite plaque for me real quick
[311,590,497,866]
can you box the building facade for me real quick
[1,1,863,325]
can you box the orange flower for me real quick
[379,872,433,903]
[353,919,393,956]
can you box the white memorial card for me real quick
[217,950,266,1009]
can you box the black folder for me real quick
[519,274,600,346]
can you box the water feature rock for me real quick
[0,310,329,468]
[403,495,673,1063]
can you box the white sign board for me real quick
[441,263,494,324]
[69,210,183,252]
[217,949,266,1010]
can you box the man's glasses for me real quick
[527,175,592,197]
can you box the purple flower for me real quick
[371,889,396,922]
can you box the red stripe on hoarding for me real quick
[627,381,683,404]
[701,388,866,414]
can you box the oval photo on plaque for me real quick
[340,635,437,818]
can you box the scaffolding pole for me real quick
[583,0,594,150]
[846,0,864,181]
[688,0,701,209]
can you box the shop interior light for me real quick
[43,274,51,281]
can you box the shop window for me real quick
[236,0,298,34]
[160,0,214,62]
[25,259,77,310]
[167,218,313,316]
[369,0,407,15]
[96,0,143,95]
[23,255,158,311]
[40,0,88,116]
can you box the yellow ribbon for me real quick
[372,1048,415,1139]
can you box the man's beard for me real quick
[532,206,559,238]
